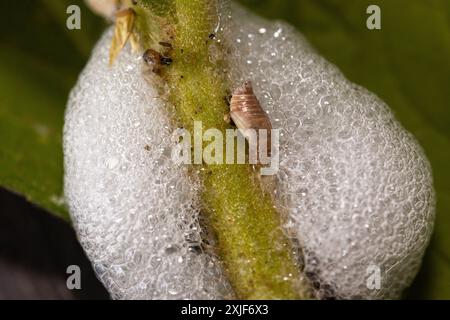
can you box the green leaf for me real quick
[238,0,450,299]
[0,0,105,219]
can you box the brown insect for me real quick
[158,41,173,49]
[143,49,173,74]
[229,81,273,161]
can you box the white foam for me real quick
[225,4,435,299]
[64,3,435,299]
[64,29,233,299]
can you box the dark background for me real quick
[0,187,109,299]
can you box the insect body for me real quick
[143,49,172,74]
[230,81,272,160]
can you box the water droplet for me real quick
[270,85,282,101]
[168,287,180,295]
[299,188,308,197]
[273,27,282,38]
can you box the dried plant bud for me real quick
[109,8,135,65]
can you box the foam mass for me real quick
[64,4,435,299]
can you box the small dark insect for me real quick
[160,56,173,66]
[158,41,173,48]
[209,33,216,40]
[144,145,151,151]
[143,48,172,74]
[230,81,272,159]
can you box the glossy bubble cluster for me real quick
[64,29,233,300]
[224,4,435,299]
[65,3,435,300]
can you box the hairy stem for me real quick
[135,0,310,299]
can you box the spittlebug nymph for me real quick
[230,81,273,161]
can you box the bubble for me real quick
[106,157,119,169]
[273,27,283,38]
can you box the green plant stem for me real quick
[136,0,310,299]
